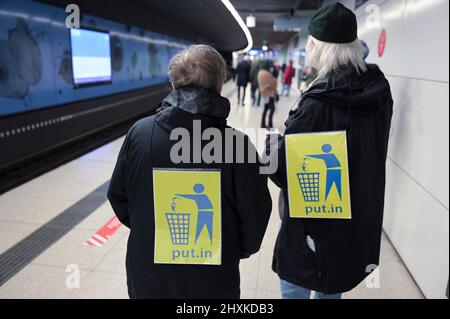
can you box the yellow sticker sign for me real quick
[153,169,222,265]
[286,131,352,219]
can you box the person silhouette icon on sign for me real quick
[176,184,214,244]
[307,144,342,200]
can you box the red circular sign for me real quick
[378,29,387,57]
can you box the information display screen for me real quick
[70,28,112,87]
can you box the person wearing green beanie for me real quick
[265,2,393,299]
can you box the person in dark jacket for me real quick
[265,3,393,299]
[236,57,251,106]
[108,45,272,299]
[250,58,261,106]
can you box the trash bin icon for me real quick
[165,212,191,245]
[297,172,320,202]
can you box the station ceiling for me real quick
[39,0,249,52]
[39,0,323,53]
[230,0,323,49]
[136,0,249,51]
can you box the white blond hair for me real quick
[306,36,367,78]
[168,44,227,94]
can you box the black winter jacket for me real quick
[267,64,393,294]
[236,61,251,87]
[108,87,272,299]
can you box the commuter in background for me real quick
[282,60,295,97]
[265,3,393,299]
[272,61,280,79]
[275,63,281,78]
[236,56,252,106]
[250,58,261,106]
[108,45,272,299]
[231,53,239,82]
[258,60,278,129]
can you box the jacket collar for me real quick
[162,87,231,119]
[155,87,231,132]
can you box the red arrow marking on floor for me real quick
[85,216,122,247]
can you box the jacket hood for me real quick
[300,64,392,116]
[155,87,231,132]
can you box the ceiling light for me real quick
[246,15,256,28]
[220,0,254,54]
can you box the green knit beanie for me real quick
[308,2,358,44]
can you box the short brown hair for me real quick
[168,45,227,94]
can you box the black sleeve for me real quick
[235,138,272,259]
[265,98,326,190]
[107,129,134,228]
[264,133,286,189]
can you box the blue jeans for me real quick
[282,84,291,96]
[280,280,342,299]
